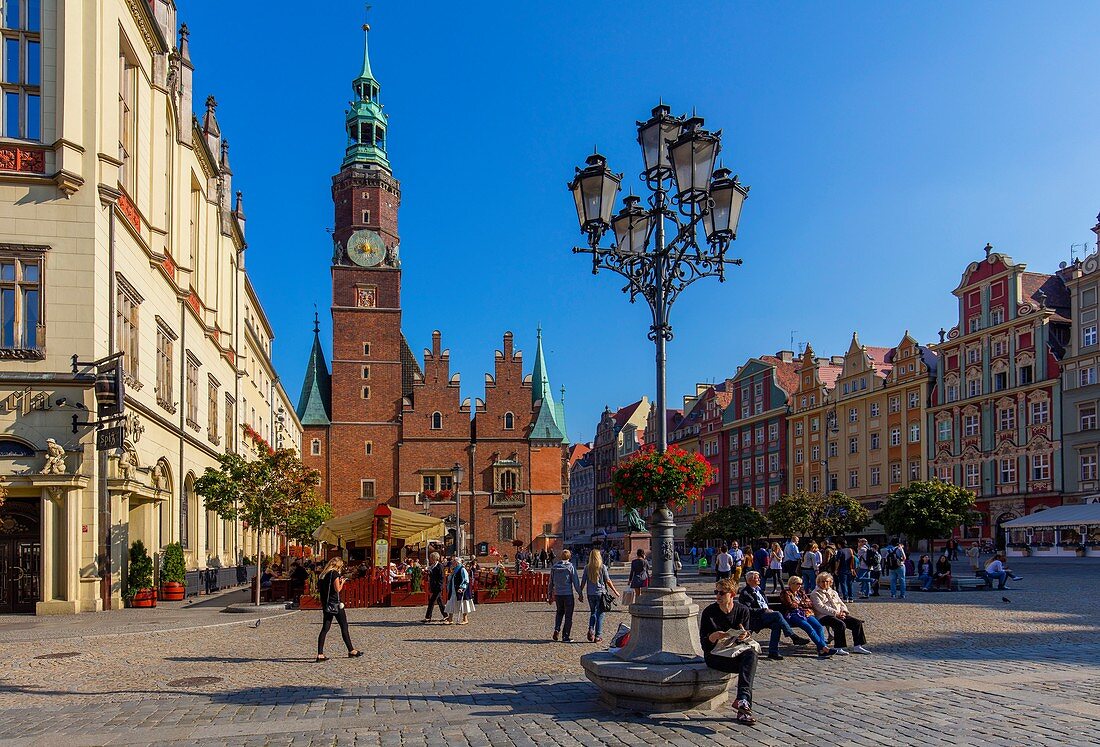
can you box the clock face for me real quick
[346,229,387,267]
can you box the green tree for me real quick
[686,505,769,546]
[285,500,334,546]
[195,448,322,604]
[877,480,977,552]
[767,489,871,541]
[125,540,153,600]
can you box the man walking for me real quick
[882,538,907,599]
[782,536,800,581]
[737,571,811,660]
[835,539,857,603]
[728,543,744,585]
[423,552,446,623]
[715,546,735,581]
[548,550,584,642]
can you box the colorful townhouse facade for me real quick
[1060,224,1100,502]
[927,247,1071,543]
[591,398,650,541]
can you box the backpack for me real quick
[884,548,901,571]
[864,548,881,570]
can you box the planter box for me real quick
[477,587,513,604]
[128,589,157,608]
[299,595,321,610]
[159,582,185,601]
[389,590,428,607]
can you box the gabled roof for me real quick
[1021,272,1071,321]
[296,326,332,426]
[758,355,801,397]
[567,443,591,467]
[613,399,646,430]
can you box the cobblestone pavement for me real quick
[0,558,1097,746]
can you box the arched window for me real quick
[431,411,442,430]
[181,474,195,549]
[504,412,514,430]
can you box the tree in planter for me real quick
[159,542,187,599]
[195,449,322,605]
[125,540,154,604]
[686,505,769,547]
[767,489,871,541]
[409,564,424,593]
[877,480,977,554]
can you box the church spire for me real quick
[342,22,390,172]
[528,326,567,444]
[296,310,332,425]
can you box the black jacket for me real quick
[737,585,776,632]
[428,562,445,593]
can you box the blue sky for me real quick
[187,1,1100,444]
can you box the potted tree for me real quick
[126,540,156,608]
[390,563,428,607]
[159,542,186,601]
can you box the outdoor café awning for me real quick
[1000,502,1100,530]
[313,504,446,547]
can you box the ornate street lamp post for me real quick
[451,462,465,557]
[570,104,749,712]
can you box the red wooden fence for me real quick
[301,569,548,608]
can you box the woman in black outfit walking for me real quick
[316,557,363,661]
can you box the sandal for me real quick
[348,650,363,658]
[315,655,328,662]
[734,699,756,725]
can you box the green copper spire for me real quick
[528,326,567,444]
[296,312,332,425]
[342,23,390,172]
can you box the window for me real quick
[870,402,880,417]
[1081,404,1097,431]
[964,414,979,437]
[361,386,370,399]
[870,466,881,486]
[810,476,820,493]
[729,432,739,449]
[769,485,780,502]
[1,0,41,140]
[968,317,980,334]
[1083,325,1097,348]
[156,323,174,409]
[769,453,779,471]
[755,455,764,472]
[755,426,764,445]
[361,209,371,224]
[908,392,919,409]
[828,441,838,458]
[1081,452,1098,482]
[207,377,219,444]
[118,49,137,188]
[909,423,920,442]
[810,417,819,432]
[1081,366,1097,387]
[828,473,838,492]
[363,342,371,356]
[742,458,750,474]
[729,461,739,477]
[965,463,980,488]
[909,460,920,481]
[796,478,804,491]
[116,280,141,380]
[504,412,514,430]
[1030,401,1049,425]
[360,480,376,499]
[795,448,803,465]
[968,379,981,398]
[754,382,763,397]
[992,340,1006,356]
[947,384,959,402]
[848,407,858,423]
[1018,365,1033,385]
[431,411,442,429]
[890,427,901,447]
[361,365,370,379]
[755,487,764,506]
[870,432,880,450]
[768,422,779,441]
[890,463,902,483]
[993,372,1007,392]
[499,516,516,541]
[1031,453,1050,481]
[311,439,321,456]
[849,436,858,454]
[811,445,820,462]
[938,420,951,441]
[848,470,858,489]
[889,396,900,414]
[185,356,199,428]
[998,406,1015,432]
[991,307,1004,325]
[364,441,373,455]
[967,347,980,364]
[998,458,1016,485]
[224,395,234,451]
[0,253,41,350]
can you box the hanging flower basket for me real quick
[611,445,716,512]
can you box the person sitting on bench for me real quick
[980,553,1022,590]
[933,554,952,591]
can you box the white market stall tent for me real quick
[1000,501,1100,558]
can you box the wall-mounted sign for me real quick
[96,426,124,451]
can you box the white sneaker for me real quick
[833,648,850,655]
[851,645,871,654]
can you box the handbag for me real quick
[324,596,342,615]
[711,635,761,659]
[600,591,616,613]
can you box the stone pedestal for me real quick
[626,531,651,560]
[580,507,731,713]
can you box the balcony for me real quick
[490,491,527,508]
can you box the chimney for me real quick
[776,350,794,363]
[830,355,845,366]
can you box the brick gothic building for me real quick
[296,27,567,558]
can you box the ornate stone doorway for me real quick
[0,499,41,613]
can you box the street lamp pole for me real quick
[570,104,751,710]
[451,462,465,558]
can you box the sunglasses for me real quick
[714,589,731,596]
